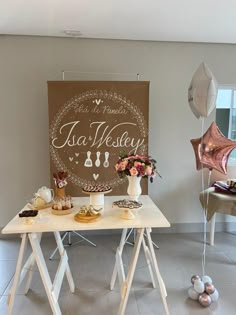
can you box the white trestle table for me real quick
[1,195,171,315]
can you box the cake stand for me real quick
[112,199,143,220]
[82,189,112,208]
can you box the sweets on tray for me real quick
[52,196,73,210]
[19,210,38,217]
[19,210,39,225]
[82,184,112,193]
[112,199,142,209]
[75,205,101,223]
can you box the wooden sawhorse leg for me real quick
[7,231,75,315]
[110,228,169,315]
[110,228,128,291]
[117,228,144,315]
[110,229,156,292]
[145,228,169,315]
[28,231,75,315]
[7,233,28,315]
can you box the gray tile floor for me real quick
[0,232,235,315]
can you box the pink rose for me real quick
[120,160,128,170]
[130,167,139,176]
[115,163,120,171]
[145,165,153,176]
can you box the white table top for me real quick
[1,195,170,234]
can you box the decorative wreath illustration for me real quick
[50,90,148,187]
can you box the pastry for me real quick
[33,196,46,207]
[19,210,38,217]
[112,199,142,209]
[82,184,111,193]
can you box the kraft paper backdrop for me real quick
[48,81,149,196]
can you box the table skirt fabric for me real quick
[199,187,236,221]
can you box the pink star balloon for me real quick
[190,122,236,175]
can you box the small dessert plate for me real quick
[18,210,40,225]
[51,208,73,215]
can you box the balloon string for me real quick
[201,117,205,199]
[200,117,206,275]
[202,170,212,276]
[200,117,212,276]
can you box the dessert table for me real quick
[199,187,236,246]
[1,195,170,315]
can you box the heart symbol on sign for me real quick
[75,153,79,157]
[69,157,73,162]
[95,98,102,105]
[75,161,79,164]
[93,174,99,181]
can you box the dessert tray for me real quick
[51,208,73,215]
[18,209,39,225]
[74,205,102,223]
[82,184,112,195]
[51,195,73,215]
[74,212,101,223]
[112,199,143,210]
[112,199,143,220]
[27,202,53,211]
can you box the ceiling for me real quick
[1,0,236,44]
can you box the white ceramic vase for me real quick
[127,176,142,201]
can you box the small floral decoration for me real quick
[53,171,68,188]
[115,152,161,183]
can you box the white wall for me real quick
[1,35,236,228]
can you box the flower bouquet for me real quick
[53,171,68,188]
[115,152,161,183]
[53,171,68,199]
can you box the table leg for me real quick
[53,231,75,293]
[118,228,144,315]
[24,233,42,294]
[210,213,216,246]
[111,228,157,292]
[49,231,69,260]
[7,234,28,315]
[142,237,156,288]
[124,228,134,246]
[28,233,62,315]
[110,228,127,291]
[145,228,169,315]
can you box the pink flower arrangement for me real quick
[115,152,161,183]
